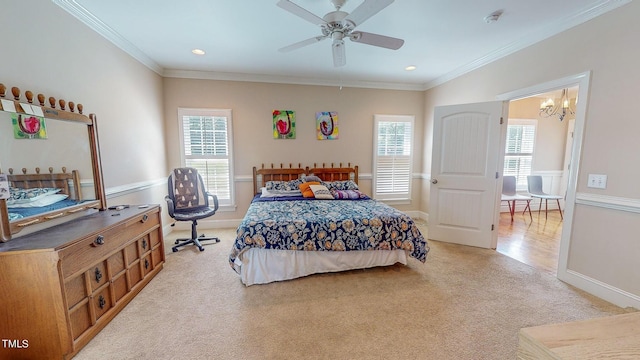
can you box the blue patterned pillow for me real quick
[323,180,359,191]
[7,187,61,205]
[265,179,303,191]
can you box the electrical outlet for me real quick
[587,174,607,189]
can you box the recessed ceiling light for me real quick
[192,49,205,55]
[405,65,417,71]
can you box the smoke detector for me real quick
[484,10,503,23]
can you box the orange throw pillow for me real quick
[299,181,320,198]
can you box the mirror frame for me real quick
[0,83,106,241]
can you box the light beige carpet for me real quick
[74,224,631,360]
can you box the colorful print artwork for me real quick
[273,110,295,139]
[12,113,47,139]
[316,111,338,140]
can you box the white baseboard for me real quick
[559,269,640,310]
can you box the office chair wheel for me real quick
[172,247,178,252]
[174,239,180,244]
[198,247,205,252]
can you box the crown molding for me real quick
[162,69,425,91]
[53,0,163,75]
[421,0,632,90]
[54,0,630,91]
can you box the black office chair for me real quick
[165,167,220,252]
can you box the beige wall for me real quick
[0,0,167,218]
[421,2,640,305]
[509,97,569,173]
[163,78,425,219]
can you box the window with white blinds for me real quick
[178,108,234,207]
[373,115,414,201]
[503,119,536,190]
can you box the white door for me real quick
[429,101,507,248]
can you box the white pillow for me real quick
[7,194,68,208]
[309,184,334,199]
[260,187,302,198]
[7,187,61,204]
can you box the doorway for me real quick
[495,73,590,278]
[497,88,575,275]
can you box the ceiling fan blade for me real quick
[332,40,346,67]
[350,31,404,50]
[344,0,394,27]
[279,36,328,52]
[276,0,326,26]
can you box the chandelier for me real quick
[539,88,575,121]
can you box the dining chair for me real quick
[501,176,532,221]
[527,175,563,220]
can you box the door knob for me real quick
[431,179,438,184]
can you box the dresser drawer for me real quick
[92,285,112,320]
[59,228,123,279]
[65,274,88,309]
[87,261,108,292]
[120,210,160,243]
[59,209,159,279]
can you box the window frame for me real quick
[177,107,235,210]
[504,118,537,191]
[372,114,415,203]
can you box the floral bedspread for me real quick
[229,198,429,271]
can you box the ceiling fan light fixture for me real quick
[405,65,417,71]
[191,48,205,55]
[276,0,403,67]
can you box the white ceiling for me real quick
[54,0,627,90]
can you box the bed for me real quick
[2,167,99,236]
[229,163,429,286]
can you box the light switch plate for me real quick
[587,174,607,189]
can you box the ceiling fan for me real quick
[276,0,404,67]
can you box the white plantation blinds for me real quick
[178,108,234,207]
[504,119,536,190]
[373,115,414,201]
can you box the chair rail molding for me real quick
[575,192,640,213]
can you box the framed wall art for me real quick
[273,110,295,139]
[316,111,338,140]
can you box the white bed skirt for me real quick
[233,248,408,286]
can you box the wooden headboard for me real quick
[252,163,359,195]
[5,167,82,201]
[253,163,306,195]
[306,163,358,184]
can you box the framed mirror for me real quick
[0,83,106,241]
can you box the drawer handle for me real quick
[141,214,149,223]
[142,239,147,250]
[144,259,150,270]
[94,268,103,283]
[92,235,105,247]
[98,295,106,309]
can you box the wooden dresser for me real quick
[0,205,165,360]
